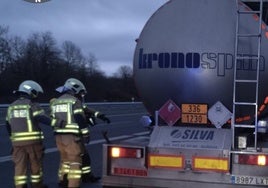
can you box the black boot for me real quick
[82,173,101,183]
[58,174,68,188]
[32,182,48,188]
[58,181,68,188]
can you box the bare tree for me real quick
[84,52,101,75]
[115,65,133,79]
[0,25,12,73]
[9,36,26,61]
[0,27,140,103]
[62,40,84,68]
[21,32,60,81]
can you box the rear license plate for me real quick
[232,175,268,185]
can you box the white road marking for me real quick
[0,131,149,163]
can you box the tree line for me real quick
[0,26,140,104]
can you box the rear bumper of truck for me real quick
[102,174,267,188]
[102,143,268,188]
[102,127,268,188]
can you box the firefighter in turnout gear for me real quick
[5,80,51,188]
[81,106,110,183]
[50,78,90,188]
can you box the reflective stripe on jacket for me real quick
[6,97,44,145]
[50,94,89,135]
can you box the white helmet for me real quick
[63,78,86,95]
[17,80,43,98]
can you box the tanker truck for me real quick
[102,0,268,187]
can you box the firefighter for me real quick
[50,78,90,188]
[81,106,110,183]
[5,80,51,188]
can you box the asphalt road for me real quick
[0,102,148,188]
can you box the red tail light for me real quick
[110,147,143,158]
[237,154,268,166]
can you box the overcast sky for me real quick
[0,0,167,76]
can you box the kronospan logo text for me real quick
[138,48,265,77]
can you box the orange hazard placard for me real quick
[159,100,181,126]
[181,103,208,124]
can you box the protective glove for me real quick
[99,114,111,124]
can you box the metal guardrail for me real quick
[0,102,146,124]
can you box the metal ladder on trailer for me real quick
[232,0,263,151]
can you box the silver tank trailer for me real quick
[133,0,268,117]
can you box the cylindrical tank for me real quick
[133,0,268,117]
